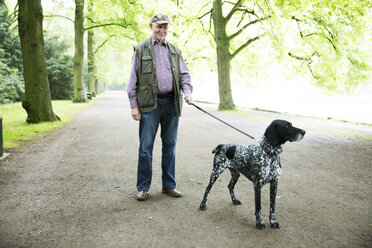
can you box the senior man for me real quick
[127,13,193,201]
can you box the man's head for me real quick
[149,13,171,44]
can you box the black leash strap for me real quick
[191,103,256,140]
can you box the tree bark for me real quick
[212,0,235,110]
[73,0,87,102]
[18,0,59,123]
[87,0,96,97]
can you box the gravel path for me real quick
[0,91,371,248]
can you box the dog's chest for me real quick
[233,145,282,184]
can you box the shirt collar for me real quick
[151,36,167,47]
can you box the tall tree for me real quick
[73,0,87,102]
[18,0,59,123]
[87,0,96,97]
[200,0,270,110]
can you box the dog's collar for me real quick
[259,136,283,157]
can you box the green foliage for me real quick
[271,0,372,93]
[44,35,74,100]
[0,2,24,104]
[0,2,22,70]
[90,0,149,42]
[0,59,24,104]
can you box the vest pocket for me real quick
[138,85,154,109]
[141,56,152,74]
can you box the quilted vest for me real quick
[134,37,183,116]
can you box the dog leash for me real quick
[190,102,257,141]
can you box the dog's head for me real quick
[264,119,306,147]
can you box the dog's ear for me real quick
[264,121,279,147]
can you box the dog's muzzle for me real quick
[290,129,306,142]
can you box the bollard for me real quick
[0,116,3,157]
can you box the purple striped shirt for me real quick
[127,37,193,109]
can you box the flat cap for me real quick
[151,13,171,25]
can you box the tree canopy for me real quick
[273,0,372,93]
[1,0,371,110]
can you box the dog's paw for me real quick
[256,221,266,230]
[270,221,280,228]
[270,220,280,228]
[199,203,207,211]
[269,215,280,228]
[232,199,242,205]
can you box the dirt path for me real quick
[0,91,371,248]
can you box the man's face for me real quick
[150,23,168,43]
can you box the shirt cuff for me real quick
[183,90,192,96]
[182,83,193,96]
[129,98,138,109]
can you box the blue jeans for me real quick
[137,97,179,191]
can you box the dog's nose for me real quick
[301,129,306,136]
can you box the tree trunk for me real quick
[216,45,234,110]
[87,0,96,97]
[87,31,96,97]
[73,0,87,102]
[18,0,59,123]
[96,79,104,94]
[212,0,235,110]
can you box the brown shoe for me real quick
[136,190,149,201]
[162,188,182,198]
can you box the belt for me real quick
[157,92,174,98]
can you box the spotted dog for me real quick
[199,119,305,229]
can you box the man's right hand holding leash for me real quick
[184,95,193,105]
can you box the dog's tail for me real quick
[212,144,224,154]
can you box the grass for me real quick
[0,100,92,149]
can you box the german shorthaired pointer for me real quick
[199,119,305,229]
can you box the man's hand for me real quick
[131,107,141,121]
[184,95,193,105]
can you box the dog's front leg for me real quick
[254,183,265,229]
[269,179,280,228]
